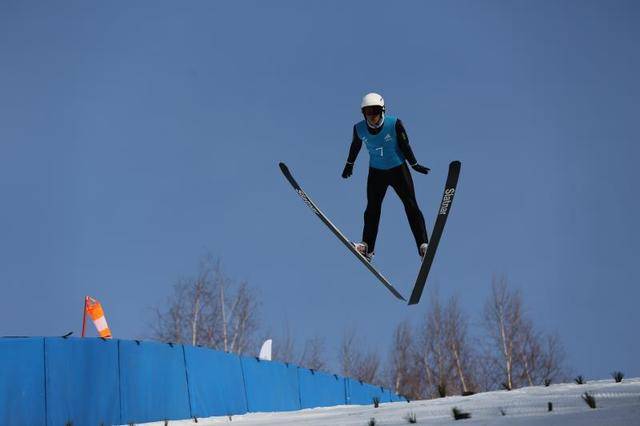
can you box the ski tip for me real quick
[278,162,288,173]
[450,160,461,169]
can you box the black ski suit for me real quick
[345,119,428,254]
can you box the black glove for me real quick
[341,162,354,178]
[411,163,430,174]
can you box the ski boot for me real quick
[353,242,374,262]
[419,242,428,258]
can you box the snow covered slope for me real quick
[147,378,640,425]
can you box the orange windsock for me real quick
[85,296,112,339]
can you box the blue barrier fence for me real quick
[0,337,407,425]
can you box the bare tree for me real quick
[514,322,568,387]
[538,332,568,384]
[514,319,540,387]
[444,295,476,394]
[152,279,189,343]
[152,255,259,355]
[416,292,453,397]
[226,280,259,354]
[482,276,525,390]
[269,323,327,371]
[339,328,358,378]
[481,276,568,390]
[388,321,420,398]
[474,346,500,392]
[271,322,297,364]
[357,351,381,384]
[151,271,212,346]
[299,335,327,371]
[339,328,381,385]
[189,260,213,346]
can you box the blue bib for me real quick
[355,116,405,170]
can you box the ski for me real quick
[279,162,406,301]
[408,160,461,305]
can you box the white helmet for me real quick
[361,92,385,128]
[361,92,385,110]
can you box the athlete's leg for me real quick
[363,167,389,253]
[390,163,429,252]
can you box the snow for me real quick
[142,378,640,425]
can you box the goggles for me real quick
[362,106,383,116]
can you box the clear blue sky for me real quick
[1,1,638,379]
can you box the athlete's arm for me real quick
[397,119,430,175]
[342,126,362,178]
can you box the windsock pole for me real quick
[81,296,88,337]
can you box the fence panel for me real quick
[298,369,346,409]
[346,378,389,405]
[0,337,45,426]
[45,337,120,426]
[241,357,300,412]
[184,346,248,417]
[119,340,191,423]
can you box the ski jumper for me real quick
[346,116,428,253]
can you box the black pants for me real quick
[363,163,428,253]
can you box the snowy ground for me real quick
[144,378,640,425]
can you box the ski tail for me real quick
[408,160,461,305]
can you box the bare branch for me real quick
[299,335,327,371]
[151,255,259,355]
